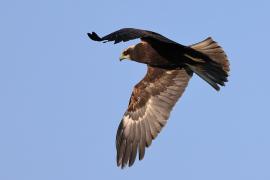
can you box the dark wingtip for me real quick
[117,157,126,169]
[117,161,126,169]
[87,32,102,41]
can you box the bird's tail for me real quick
[186,37,230,91]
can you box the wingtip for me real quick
[117,158,126,169]
[87,32,102,41]
[117,162,127,169]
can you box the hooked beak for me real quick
[119,53,130,61]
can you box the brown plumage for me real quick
[87,28,230,168]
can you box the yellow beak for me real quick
[119,53,130,61]
[119,54,127,61]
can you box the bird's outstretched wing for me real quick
[87,28,178,44]
[116,66,192,168]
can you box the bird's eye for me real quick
[123,50,129,55]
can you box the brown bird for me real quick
[87,28,230,168]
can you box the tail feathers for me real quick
[186,64,224,91]
[191,37,230,73]
[187,37,230,91]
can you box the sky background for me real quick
[1,0,270,179]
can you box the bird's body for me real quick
[88,28,230,168]
[124,41,175,67]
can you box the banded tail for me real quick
[186,37,230,91]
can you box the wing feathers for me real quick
[87,28,178,45]
[87,32,102,41]
[129,141,138,167]
[116,66,192,168]
[144,120,152,147]
[139,121,146,161]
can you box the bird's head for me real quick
[119,42,153,65]
[119,45,135,61]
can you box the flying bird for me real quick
[87,28,230,168]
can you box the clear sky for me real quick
[0,0,270,179]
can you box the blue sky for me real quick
[0,0,270,179]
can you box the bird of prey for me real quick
[87,28,230,168]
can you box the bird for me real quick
[87,28,230,168]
